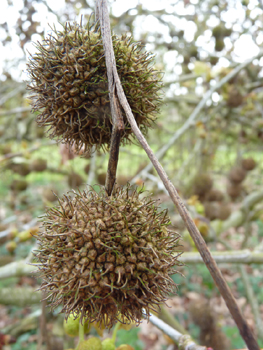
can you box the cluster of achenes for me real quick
[35,186,181,327]
[29,19,181,328]
[27,21,162,153]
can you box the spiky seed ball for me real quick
[215,39,224,52]
[10,179,28,192]
[5,241,17,254]
[68,172,84,188]
[226,87,243,108]
[228,166,246,184]
[30,158,47,172]
[204,202,219,221]
[27,21,162,153]
[102,338,115,350]
[227,182,242,199]
[192,174,213,198]
[217,204,231,221]
[116,346,134,350]
[42,188,58,202]
[84,164,90,175]
[97,173,106,185]
[241,157,256,171]
[34,185,181,328]
[12,163,31,176]
[78,338,102,350]
[205,189,224,202]
[63,312,90,337]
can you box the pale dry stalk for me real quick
[96,1,260,349]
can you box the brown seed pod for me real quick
[227,182,242,199]
[84,164,90,175]
[192,173,213,198]
[10,179,28,192]
[34,185,182,328]
[241,157,256,171]
[42,188,58,202]
[116,175,130,186]
[68,172,84,188]
[30,158,47,172]
[11,163,31,176]
[226,87,243,108]
[215,39,224,52]
[27,21,162,154]
[189,300,230,350]
[204,202,219,221]
[205,189,224,202]
[217,204,231,221]
[228,166,246,184]
[97,172,106,185]
[0,145,12,155]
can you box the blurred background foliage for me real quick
[0,0,263,349]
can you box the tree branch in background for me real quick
[239,266,263,342]
[0,141,56,163]
[147,312,206,350]
[132,49,263,184]
[180,250,263,264]
[2,249,263,282]
[96,1,260,348]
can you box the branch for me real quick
[180,250,263,264]
[0,106,31,117]
[0,141,55,163]
[96,2,260,349]
[148,312,206,350]
[159,305,188,336]
[0,84,26,106]
[0,260,36,280]
[132,49,263,184]
[217,190,263,232]
[96,4,124,195]
[0,287,41,306]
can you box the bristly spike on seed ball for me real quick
[33,184,182,328]
[27,20,162,154]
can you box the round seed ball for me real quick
[34,185,181,328]
[27,21,162,153]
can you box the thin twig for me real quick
[0,106,31,117]
[37,296,51,350]
[180,250,263,264]
[0,84,26,106]
[96,1,260,349]
[0,141,56,163]
[96,6,124,195]
[105,99,124,195]
[148,312,206,350]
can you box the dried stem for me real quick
[96,1,260,349]
[37,296,51,350]
[96,7,124,195]
[105,96,124,195]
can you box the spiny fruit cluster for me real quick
[34,185,181,328]
[27,21,162,153]
[227,157,257,199]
